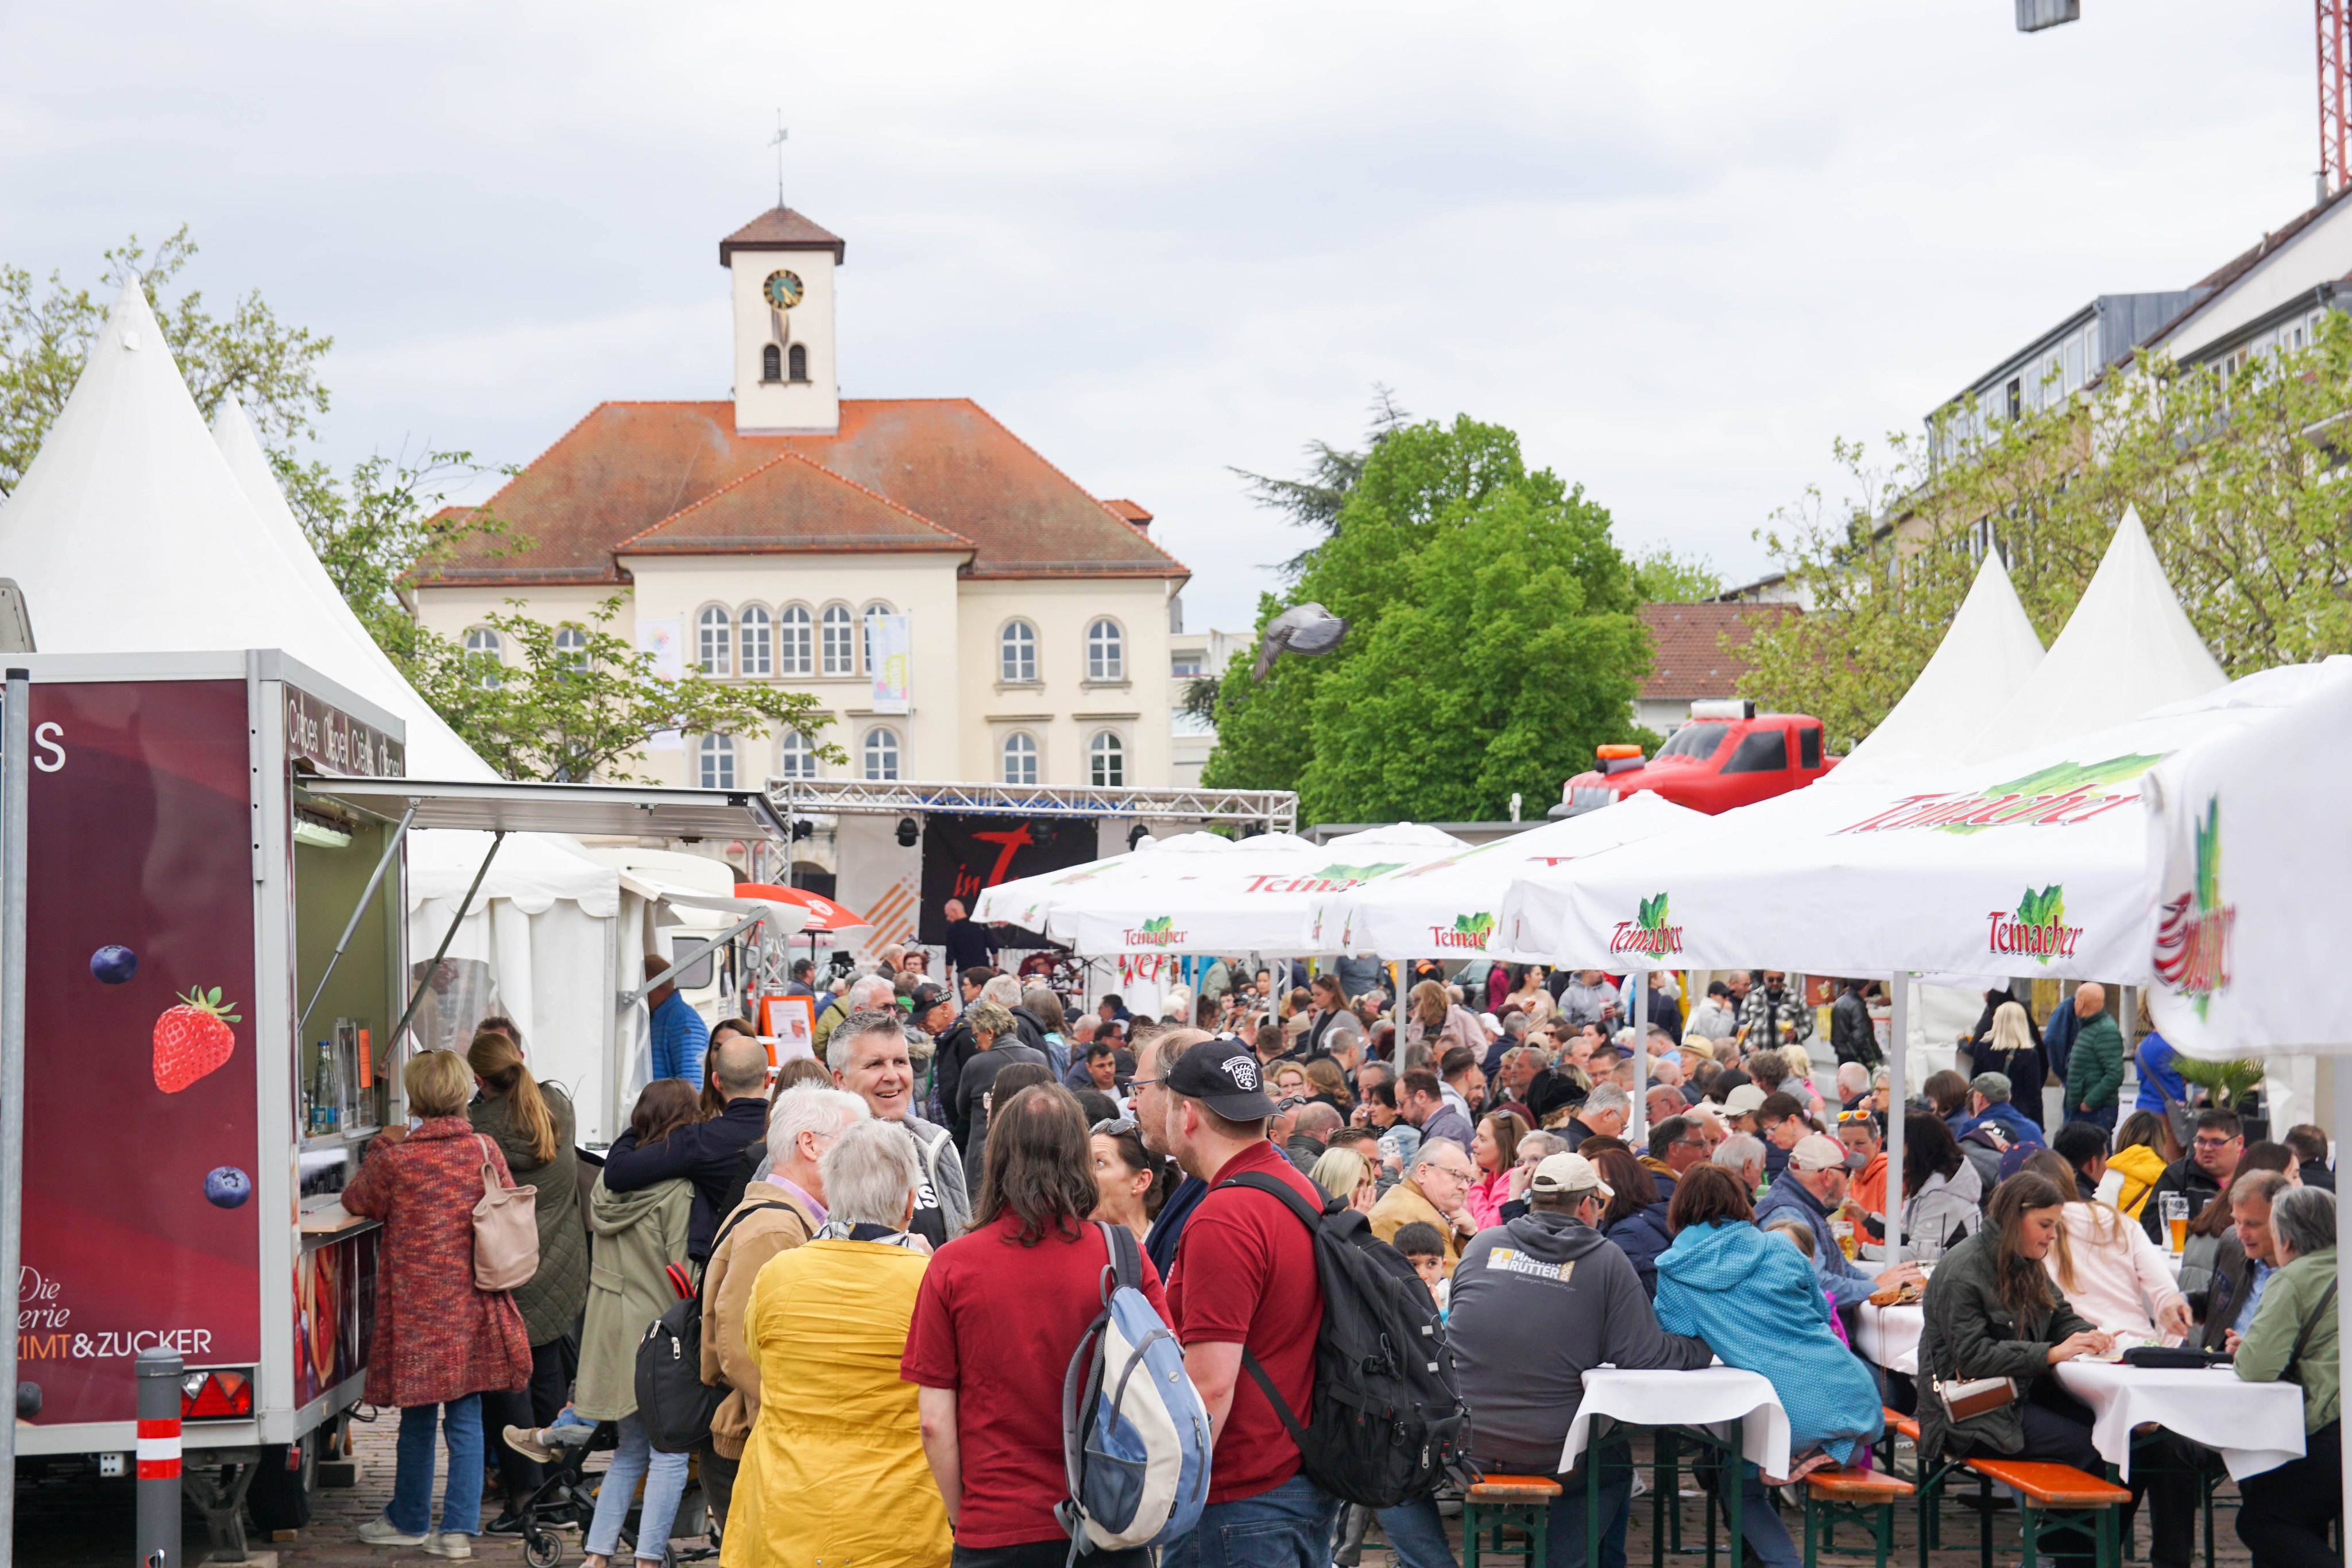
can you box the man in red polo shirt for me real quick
[1158,1042,1333,1568]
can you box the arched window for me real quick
[738,605,772,677]
[463,627,502,690]
[820,605,854,675]
[787,343,808,382]
[1000,620,1037,682]
[552,625,589,673]
[761,343,782,384]
[862,727,900,781]
[861,602,893,674]
[1001,731,1038,786]
[778,605,813,675]
[1086,618,1124,681]
[698,734,736,789]
[1089,730,1125,787]
[777,730,818,781]
[697,605,732,676]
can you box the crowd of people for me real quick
[334,955,2341,1568]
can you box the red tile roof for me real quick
[718,207,846,265]
[1637,602,1793,699]
[417,399,1189,587]
[1102,498,1152,526]
[617,451,973,556]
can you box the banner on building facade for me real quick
[869,613,911,714]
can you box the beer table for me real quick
[1561,1365,1793,1568]
[2052,1361,2307,1481]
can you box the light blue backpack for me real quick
[1057,1221,1212,1557]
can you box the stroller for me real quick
[511,1422,717,1568]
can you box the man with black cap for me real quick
[1158,1041,1335,1568]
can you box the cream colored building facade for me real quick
[412,207,1190,801]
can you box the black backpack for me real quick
[1217,1171,1477,1508]
[635,1198,790,1454]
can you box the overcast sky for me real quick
[0,1,2320,630]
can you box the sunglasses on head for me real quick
[1092,1117,1137,1136]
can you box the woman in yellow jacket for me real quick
[723,1119,949,1568]
[2103,1111,2175,1221]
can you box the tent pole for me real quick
[2335,1056,2351,1520]
[1631,970,1649,1144]
[297,803,416,1034]
[1886,974,1907,1263]
[388,831,505,1052]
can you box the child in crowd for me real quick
[1391,1221,1450,1315]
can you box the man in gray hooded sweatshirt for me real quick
[1378,1151,1711,1568]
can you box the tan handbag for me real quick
[471,1136,540,1291]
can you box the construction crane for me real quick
[2020,2,2352,204]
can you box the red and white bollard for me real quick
[135,1349,183,1568]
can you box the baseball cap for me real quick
[1164,1043,1280,1120]
[1790,1133,1847,1172]
[908,983,950,1013]
[1529,1151,1614,1200]
[1721,1083,1768,1117]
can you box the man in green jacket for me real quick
[2062,982,2123,1131]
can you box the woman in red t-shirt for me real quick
[902,1083,1171,1568]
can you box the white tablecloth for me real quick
[1855,1303,1922,1375]
[2054,1361,2307,1481]
[1562,1366,1793,1478]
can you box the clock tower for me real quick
[720,207,845,436]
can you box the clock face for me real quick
[763,269,805,309]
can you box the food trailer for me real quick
[12,648,787,1557]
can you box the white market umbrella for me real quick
[975,824,1468,957]
[2136,655,2352,1516]
[1844,548,2045,769]
[1302,792,1708,960]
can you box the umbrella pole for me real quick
[1631,971,1649,1144]
[2336,1059,2351,1517]
[1886,974,1907,1263]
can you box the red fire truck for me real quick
[1552,700,1836,818]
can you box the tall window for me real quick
[1089,730,1125,787]
[821,605,854,675]
[761,343,782,383]
[463,627,502,689]
[738,605,772,676]
[1002,732,1038,786]
[1000,620,1037,682]
[698,734,736,789]
[861,602,893,674]
[862,727,900,781]
[779,605,813,675]
[787,343,808,381]
[552,625,589,673]
[697,605,732,676]
[777,730,818,780]
[1086,618,1124,681]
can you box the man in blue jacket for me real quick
[643,953,710,1090]
[1960,1072,2048,1149]
[1754,1135,1922,1307]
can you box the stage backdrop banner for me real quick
[921,814,1098,947]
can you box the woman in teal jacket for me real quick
[1654,1164,1884,1474]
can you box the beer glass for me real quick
[2161,1192,2191,1253]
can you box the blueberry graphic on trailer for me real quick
[204,1166,252,1209]
[89,945,137,984]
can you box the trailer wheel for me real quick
[246,1430,318,1532]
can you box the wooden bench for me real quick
[1962,1457,2132,1568]
[1463,1474,1562,1567]
[1803,1466,1914,1568]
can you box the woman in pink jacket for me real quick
[2020,1151,2192,1342]
[1465,1109,1530,1230]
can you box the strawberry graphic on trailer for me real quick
[154,985,241,1093]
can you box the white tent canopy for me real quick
[1301,792,1707,960]
[1960,508,2225,762]
[1844,549,2044,770]
[975,824,1469,956]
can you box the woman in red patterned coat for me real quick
[343,1050,533,1558]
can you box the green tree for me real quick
[410,597,843,784]
[1228,386,1413,578]
[1629,545,1723,602]
[1745,317,2352,750]
[1204,414,1653,820]
[0,226,331,496]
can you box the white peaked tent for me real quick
[1843,549,2045,769]
[1299,792,1707,960]
[1960,508,2225,761]
[0,282,641,1131]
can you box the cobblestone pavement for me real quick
[13,1418,2262,1566]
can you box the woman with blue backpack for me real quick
[902,1081,1209,1567]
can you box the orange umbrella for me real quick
[734,882,875,939]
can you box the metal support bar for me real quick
[296,803,415,1035]
[1887,974,1909,1262]
[0,669,27,1556]
[620,912,769,1011]
[137,1350,184,1568]
[387,831,505,1054]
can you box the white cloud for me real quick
[0,0,2317,627]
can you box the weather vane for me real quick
[769,111,788,210]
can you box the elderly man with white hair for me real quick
[696,1084,869,1530]
[829,1009,969,1246]
[815,970,900,1059]
[1564,1082,1632,1152]
[1713,1132,1767,1197]
[1370,1136,1479,1272]
[1835,1060,1871,1113]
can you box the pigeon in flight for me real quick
[1252,602,1350,682]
